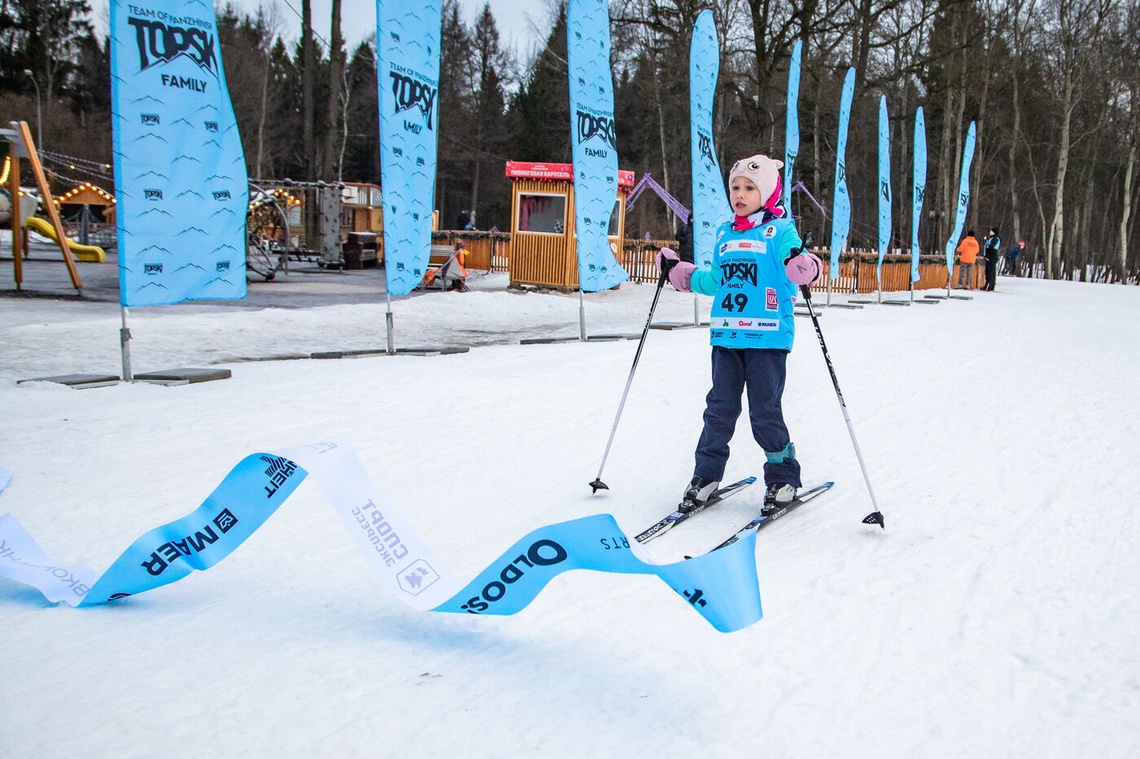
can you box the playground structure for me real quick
[1,157,384,285]
[24,215,105,262]
[50,180,116,254]
[1,121,84,293]
[0,186,37,230]
[245,179,370,279]
[504,161,634,290]
[625,172,689,221]
[246,185,292,280]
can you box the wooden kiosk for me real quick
[51,181,114,261]
[505,161,634,289]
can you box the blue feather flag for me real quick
[911,107,927,282]
[567,0,628,291]
[828,68,855,279]
[877,95,892,281]
[784,40,802,211]
[943,122,977,276]
[689,10,731,267]
[110,0,248,306]
[376,0,442,295]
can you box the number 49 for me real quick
[720,293,748,312]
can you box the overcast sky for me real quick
[88,0,552,55]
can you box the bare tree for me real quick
[301,0,317,178]
[1003,0,1039,247]
[1041,0,1115,278]
[218,3,288,179]
[322,0,346,179]
[437,0,474,223]
[1114,0,1139,276]
[467,4,514,222]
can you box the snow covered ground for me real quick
[2,272,1139,757]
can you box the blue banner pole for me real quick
[690,9,730,269]
[942,122,977,294]
[377,0,442,350]
[688,10,730,326]
[876,95,892,302]
[567,0,628,297]
[827,68,856,306]
[911,107,927,297]
[110,0,248,309]
[784,40,802,212]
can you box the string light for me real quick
[52,181,116,205]
[38,149,115,181]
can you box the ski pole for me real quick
[590,259,677,493]
[795,252,885,529]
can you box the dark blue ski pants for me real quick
[693,346,801,487]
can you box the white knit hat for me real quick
[729,154,783,205]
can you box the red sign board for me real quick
[506,161,635,188]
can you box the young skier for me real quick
[657,154,821,515]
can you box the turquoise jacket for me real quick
[690,216,803,351]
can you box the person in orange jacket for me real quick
[440,242,470,291]
[420,242,470,291]
[955,230,981,289]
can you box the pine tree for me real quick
[341,40,380,183]
[506,2,571,163]
[437,0,474,225]
[467,3,513,229]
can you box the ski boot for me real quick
[761,482,797,516]
[679,476,719,513]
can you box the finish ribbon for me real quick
[0,442,763,632]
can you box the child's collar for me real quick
[732,209,767,231]
[732,200,788,231]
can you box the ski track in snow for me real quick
[3,275,1140,757]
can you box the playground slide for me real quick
[24,216,106,262]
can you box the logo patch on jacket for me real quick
[721,240,767,254]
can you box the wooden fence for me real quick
[430,231,511,272]
[813,250,986,293]
[621,239,984,293]
[428,233,985,292]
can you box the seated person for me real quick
[422,242,469,291]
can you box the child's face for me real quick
[730,177,763,217]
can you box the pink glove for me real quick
[657,247,696,292]
[785,251,821,286]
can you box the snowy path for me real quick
[3,277,1140,757]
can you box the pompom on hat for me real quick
[729,154,784,207]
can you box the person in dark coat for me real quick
[676,212,695,264]
[982,226,1002,291]
[1003,240,1025,275]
